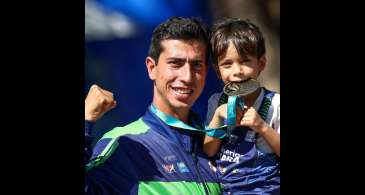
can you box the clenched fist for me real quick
[85,84,117,122]
[239,107,267,133]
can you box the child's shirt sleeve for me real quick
[271,94,280,134]
[205,92,222,126]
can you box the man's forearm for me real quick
[85,120,94,164]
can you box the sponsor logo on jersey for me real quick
[177,162,189,173]
[162,164,175,173]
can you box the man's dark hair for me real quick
[148,16,210,64]
[210,18,266,67]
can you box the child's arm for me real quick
[240,107,280,157]
[203,104,227,157]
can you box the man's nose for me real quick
[180,63,193,83]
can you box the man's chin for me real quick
[171,100,193,110]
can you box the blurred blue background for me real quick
[85,0,280,140]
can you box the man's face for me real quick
[217,41,266,85]
[146,39,207,117]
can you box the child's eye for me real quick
[220,62,232,69]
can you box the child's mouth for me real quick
[223,78,260,96]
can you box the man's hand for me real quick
[85,84,117,122]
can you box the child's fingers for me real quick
[236,105,248,124]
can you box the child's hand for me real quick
[239,107,269,134]
[208,104,228,128]
[215,103,245,126]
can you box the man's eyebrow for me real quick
[166,57,204,64]
[166,57,185,61]
[189,59,203,63]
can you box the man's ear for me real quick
[146,57,157,80]
[258,55,267,73]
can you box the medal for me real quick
[223,79,260,96]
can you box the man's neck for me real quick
[152,100,189,123]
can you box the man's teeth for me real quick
[173,88,192,94]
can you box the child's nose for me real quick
[232,64,243,76]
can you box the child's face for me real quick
[217,41,266,85]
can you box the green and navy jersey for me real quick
[85,106,221,194]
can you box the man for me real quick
[85,17,221,194]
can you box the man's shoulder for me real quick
[86,118,152,171]
[102,118,150,140]
[92,118,152,159]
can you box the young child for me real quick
[204,18,280,194]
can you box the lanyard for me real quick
[149,89,274,139]
[149,99,242,138]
